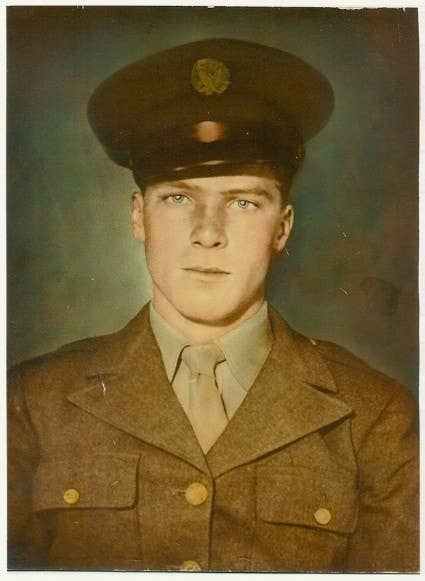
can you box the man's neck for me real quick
[152,293,266,343]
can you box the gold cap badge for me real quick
[191,58,231,96]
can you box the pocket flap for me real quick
[256,467,358,534]
[33,454,140,511]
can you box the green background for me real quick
[7,7,418,396]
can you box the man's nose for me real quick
[190,205,227,249]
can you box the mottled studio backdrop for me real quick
[7,7,418,396]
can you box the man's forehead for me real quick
[145,175,281,195]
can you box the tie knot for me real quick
[181,343,225,378]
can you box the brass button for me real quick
[63,488,80,505]
[185,482,208,506]
[314,507,331,525]
[180,560,202,571]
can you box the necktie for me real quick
[181,343,228,453]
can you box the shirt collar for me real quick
[149,301,274,389]
[215,301,273,390]
[149,303,189,382]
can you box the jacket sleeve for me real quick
[346,385,419,572]
[7,366,52,569]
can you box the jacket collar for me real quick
[67,305,351,477]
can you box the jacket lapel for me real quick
[206,309,353,478]
[67,307,209,474]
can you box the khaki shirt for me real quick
[149,302,273,423]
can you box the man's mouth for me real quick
[183,266,230,275]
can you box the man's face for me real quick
[132,175,293,326]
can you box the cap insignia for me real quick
[191,58,231,96]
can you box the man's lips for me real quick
[183,266,231,274]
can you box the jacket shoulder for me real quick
[272,307,413,407]
[8,307,152,401]
[10,330,120,379]
[311,337,416,414]
[9,306,151,380]
[315,338,388,376]
[315,337,398,381]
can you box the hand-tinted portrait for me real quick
[7,7,419,572]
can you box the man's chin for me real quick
[178,302,251,328]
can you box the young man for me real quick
[8,38,418,572]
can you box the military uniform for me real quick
[8,306,418,571]
[8,38,419,571]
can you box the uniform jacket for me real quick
[8,305,419,572]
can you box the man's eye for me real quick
[166,194,189,204]
[232,199,257,210]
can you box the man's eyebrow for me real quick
[155,181,200,192]
[223,188,274,200]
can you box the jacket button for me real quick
[63,488,80,505]
[185,482,208,506]
[180,560,202,571]
[314,507,331,525]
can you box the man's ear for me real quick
[274,204,294,253]
[131,192,145,243]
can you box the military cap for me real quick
[87,38,334,187]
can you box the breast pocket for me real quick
[252,466,359,571]
[32,453,143,570]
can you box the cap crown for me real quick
[87,38,334,184]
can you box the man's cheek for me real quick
[145,235,171,259]
[244,234,276,262]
